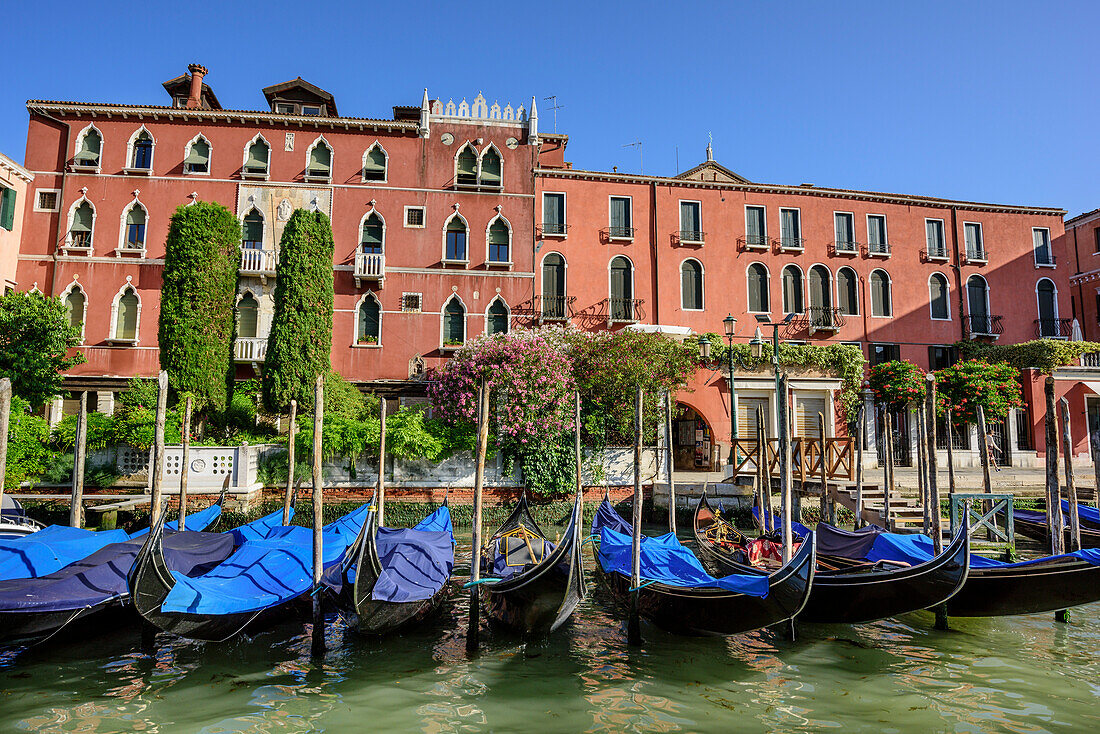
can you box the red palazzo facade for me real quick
[15,65,1087,469]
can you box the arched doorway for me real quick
[672,403,716,471]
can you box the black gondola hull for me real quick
[591,533,816,637]
[1014,514,1100,549]
[945,560,1100,616]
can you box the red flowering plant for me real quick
[934,359,1023,428]
[426,328,576,497]
[868,360,927,408]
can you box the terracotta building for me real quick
[0,151,33,291]
[13,64,1085,471]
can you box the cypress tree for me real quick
[158,202,239,411]
[263,209,335,413]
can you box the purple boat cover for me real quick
[0,526,130,581]
[371,506,455,602]
[0,531,234,613]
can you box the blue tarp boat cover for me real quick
[593,500,770,597]
[228,508,291,545]
[1060,500,1100,525]
[160,504,370,616]
[828,525,1100,570]
[371,506,455,603]
[0,502,223,581]
[0,531,235,614]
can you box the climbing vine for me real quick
[956,338,1100,374]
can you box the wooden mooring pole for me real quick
[628,385,644,647]
[466,380,490,654]
[310,375,325,657]
[179,396,192,531]
[1059,397,1082,552]
[778,374,793,563]
[854,402,865,529]
[925,374,948,630]
[150,371,168,527]
[69,391,87,528]
[664,391,676,535]
[756,415,768,532]
[1044,378,1070,624]
[917,406,928,535]
[883,411,894,531]
[283,400,297,527]
[0,378,10,514]
[819,413,832,525]
[377,397,387,528]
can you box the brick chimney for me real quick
[186,64,208,109]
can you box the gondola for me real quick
[0,497,225,582]
[810,523,1100,617]
[693,495,970,624]
[1013,503,1100,549]
[129,504,369,641]
[0,500,265,645]
[591,498,815,637]
[334,499,455,635]
[478,491,586,635]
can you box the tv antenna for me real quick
[543,95,563,133]
[622,140,642,174]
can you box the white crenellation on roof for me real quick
[428,91,531,129]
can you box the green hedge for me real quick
[957,338,1100,374]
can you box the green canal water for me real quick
[2,533,1100,733]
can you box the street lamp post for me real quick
[699,315,764,468]
[752,313,794,561]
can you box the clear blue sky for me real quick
[4,1,1096,215]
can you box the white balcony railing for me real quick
[354,252,385,283]
[240,248,277,275]
[234,337,268,362]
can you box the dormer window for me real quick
[276,102,296,114]
[301,105,321,116]
[305,139,332,182]
[243,138,270,178]
[184,137,211,174]
[74,128,102,170]
[362,144,387,182]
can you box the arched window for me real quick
[74,127,101,168]
[929,273,950,320]
[542,253,566,320]
[747,263,769,313]
[681,259,703,310]
[184,136,210,174]
[357,295,380,344]
[237,293,259,339]
[307,139,332,180]
[69,200,94,248]
[360,213,384,254]
[113,287,140,341]
[244,137,270,177]
[1037,278,1058,336]
[123,203,147,250]
[456,144,478,187]
[487,217,510,263]
[363,144,387,182]
[445,215,468,262]
[64,285,86,337]
[782,265,804,314]
[967,275,990,334]
[837,267,858,315]
[242,209,264,249]
[480,146,502,188]
[130,129,154,169]
[610,256,634,321]
[487,298,509,335]
[443,297,466,346]
[808,265,831,309]
[870,270,892,317]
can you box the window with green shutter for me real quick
[70,201,93,246]
[543,193,565,234]
[242,210,264,248]
[358,297,380,343]
[542,253,566,319]
[237,294,259,338]
[65,287,85,332]
[748,263,768,312]
[871,270,891,317]
[131,132,153,169]
[116,289,139,340]
[480,148,501,187]
[363,145,387,181]
[443,299,465,344]
[610,256,633,319]
[456,146,477,186]
[782,266,803,314]
[834,212,855,250]
[75,129,101,166]
[681,260,703,310]
[487,299,508,335]
[185,138,210,173]
[925,219,946,258]
[1033,228,1052,265]
[929,273,949,319]
[0,187,15,231]
[745,206,766,246]
[780,208,802,249]
[308,141,331,177]
[837,267,857,315]
[361,214,384,254]
[680,201,701,241]
[245,140,269,174]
